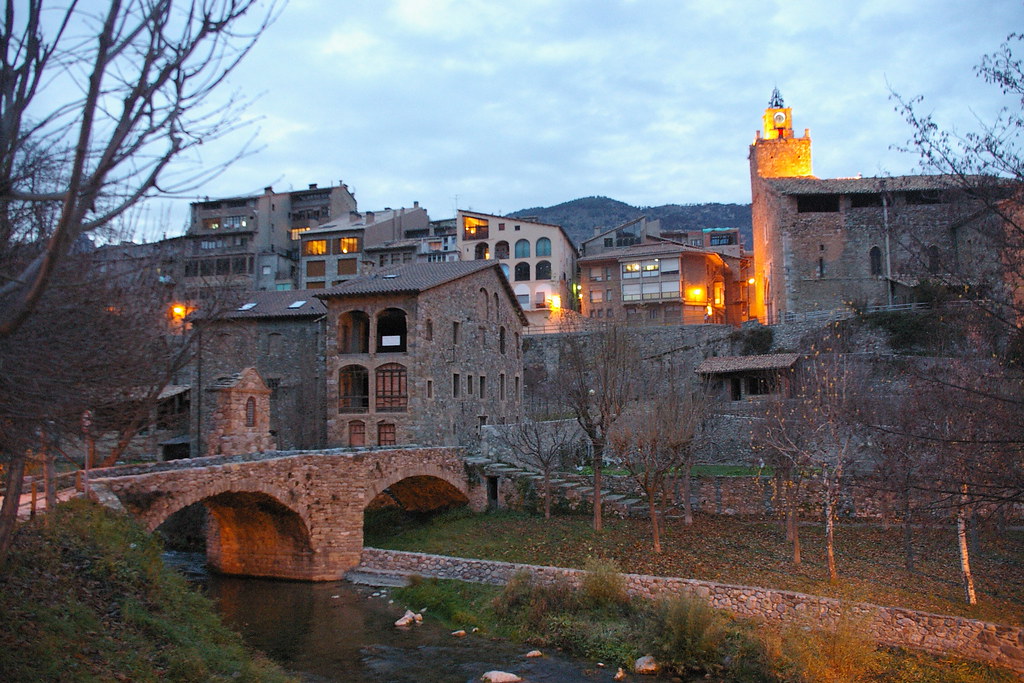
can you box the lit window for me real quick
[338,237,360,254]
[622,262,641,279]
[203,218,220,230]
[642,260,660,276]
[224,215,246,229]
[304,240,328,256]
[463,216,489,240]
[290,227,311,240]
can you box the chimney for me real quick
[366,211,375,224]
[308,183,318,190]
[413,201,420,209]
[264,186,273,194]
[349,211,361,222]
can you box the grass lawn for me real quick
[365,508,1024,627]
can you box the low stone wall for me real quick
[359,548,1024,674]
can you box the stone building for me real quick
[578,236,749,324]
[750,89,1003,322]
[184,181,358,291]
[203,367,276,457]
[455,210,578,325]
[195,290,327,455]
[318,261,528,448]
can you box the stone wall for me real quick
[359,548,1024,674]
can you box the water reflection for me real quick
[164,552,618,683]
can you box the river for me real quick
[164,552,629,683]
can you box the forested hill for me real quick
[507,196,752,248]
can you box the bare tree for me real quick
[758,350,867,581]
[608,386,710,553]
[560,324,641,531]
[497,417,581,519]
[0,0,276,559]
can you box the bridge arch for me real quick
[364,463,470,512]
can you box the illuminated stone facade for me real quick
[749,91,1001,322]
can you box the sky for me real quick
[142,0,1022,237]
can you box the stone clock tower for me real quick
[749,89,814,323]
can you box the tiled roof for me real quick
[766,175,958,195]
[578,239,708,263]
[363,238,421,252]
[317,261,530,326]
[219,290,327,319]
[318,261,496,297]
[695,353,801,374]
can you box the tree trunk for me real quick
[0,452,28,562]
[543,470,551,519]
[592,442,603,531]
[791,510,801,566]
[902,486,916,573]
[682,463,693,526]
[957,483,977,605]
[647,485,661,553]
[44,450,56,514]
[825,490,838,581]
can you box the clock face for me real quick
[773,111,787,126]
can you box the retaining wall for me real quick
[359,547,1024,674]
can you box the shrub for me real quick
[775,611,881,683]
[644,594,728,673]
[580,557,628,612]
[492,571,580,633]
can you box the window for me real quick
[337,258,357,275]
[514,239,530,258]
[463,215,489,240]
[589,267,603,282]
[290,227,310,240]
[348,420,365,447]
[425,318,433,341]
[869,246,883,276]
[376,308,407,352]
[927,245,940,273]
[500,373,506,399]
[303,239,328,256]
[709,233,735,246]
[641,260,660,277]
[622,262,641,279]
[224,215,246,229]
[337,236,360,254]
[495,241,510,259]
[622,283,641,301]
[375,363,408,412]
[818,257,825,278]
[452,321,461,345]
[514,262,530,281]
[713,281,724,306]
[427,380,433,399]
[536,260,551,280]
[203,217,221,230]
[906,190,945,205]
[339,365,369,412]
[499,326,506,354]
[661,259,679,274]
[475,242,490,260]
[851,193,884,208]
[498,222,506,230]
[467,375,474,395]
[453,373,461,398]
[377,423,396,446]
[536,237,552,257]
[796,194,840,213]
[245,397,256,427]
[604,237,613,247]
[479,376,486,397]
[338,311,369,353]
[306,260,326,277]
[590,289,604,303]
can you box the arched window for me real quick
[536,237,551,257]
[493,292,499,320]
[339,365,369,413]
[514,262,530,281]
[869,246,882,276]
[348,420,365,447]
[495,241,510,259]
[245,397,256,427]
[375,363,408,412]
[338,311,369,353]
[376,308,407,352]
[514,239,530,258]
[927,245,940,274]
[480,288,489,320]
[499,326,506,354]
[474,242,490,260]
[536,260,552,280]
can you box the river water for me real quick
[164,552,628,683]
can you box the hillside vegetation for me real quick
[508,196,752,246]
[0,500,293,683]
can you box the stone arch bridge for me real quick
[87,447,484,580]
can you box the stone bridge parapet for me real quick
[88,447,481,580]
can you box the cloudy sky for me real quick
[154,0,1021,235]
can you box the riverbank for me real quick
[0,499,294,682]
[366,507,1024,626]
